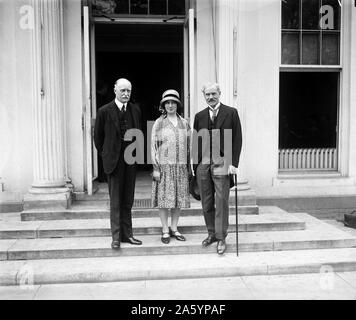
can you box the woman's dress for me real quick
[151,115,191,209]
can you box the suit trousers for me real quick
[196,164,230,240]
[196,163,230,240]
[107,143,136,242]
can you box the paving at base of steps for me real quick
[0,271,356,300]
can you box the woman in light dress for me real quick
[151,89,191,244]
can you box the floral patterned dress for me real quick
[151,115,191,209]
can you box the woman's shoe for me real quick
[161,232,170,244]
[169,227,186,241]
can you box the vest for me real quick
[117,105,133,140]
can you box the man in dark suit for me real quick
[193,83,242,255]
[94,78,142,250]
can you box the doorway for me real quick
[94,23,184,181]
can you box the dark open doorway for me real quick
[94,23,184,181]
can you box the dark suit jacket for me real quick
[94,100,142,175]
[192,103,242,174]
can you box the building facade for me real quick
[1,0,356,208]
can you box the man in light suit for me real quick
[193,83,242,255]
[94,78,142,250]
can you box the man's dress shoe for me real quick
[217,240,226,255]
[121,236,142,245]
[202,235,217,247]
[111,240,120,250]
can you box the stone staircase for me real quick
[1,181,356,286]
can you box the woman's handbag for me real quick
[189,175,201,201]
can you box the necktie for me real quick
[122,104,126,113]
[211,107,219,123]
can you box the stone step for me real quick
[0,210,305,239]
[21,204,259,221]
[2,247,356,286]
[1,213,356,261]
[74,189,257,207]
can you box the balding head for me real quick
[115,78,132,87]
[114,78,132,104]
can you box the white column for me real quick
[215,0,249,190]
[348,4,356,179]
[25,0,71,209]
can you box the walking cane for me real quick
[234,173,239,257]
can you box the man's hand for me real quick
[228,165,237,175]
[152,170,161,182]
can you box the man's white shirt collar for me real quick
[115,99,126,111]
[208,102,221,117]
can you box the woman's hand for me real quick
[152,170,161,182]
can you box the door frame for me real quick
[83,3,196,194]
[83,4,98,195]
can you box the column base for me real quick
[24,187,72,210]
[236,178,251,191]
[65,177,75,193]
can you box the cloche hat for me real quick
[160,89,181,107]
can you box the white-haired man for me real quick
[192,83,242,255]
[94,78,143,250]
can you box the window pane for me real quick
[115,0,129,14]
[150,0,167,15]
[168,0,185,15]
[282,0,300,29]
[302,32,320,64]
[322,33,340,64]
[321,0,341,30]
[282,32,300,64]
[92,0,119,15]
[131,0,148,14]
[302,0,319,30]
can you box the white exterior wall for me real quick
[0,0,86,194]
[196,0,280,188]
[237,0,280,187]
[0,0,34,193]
